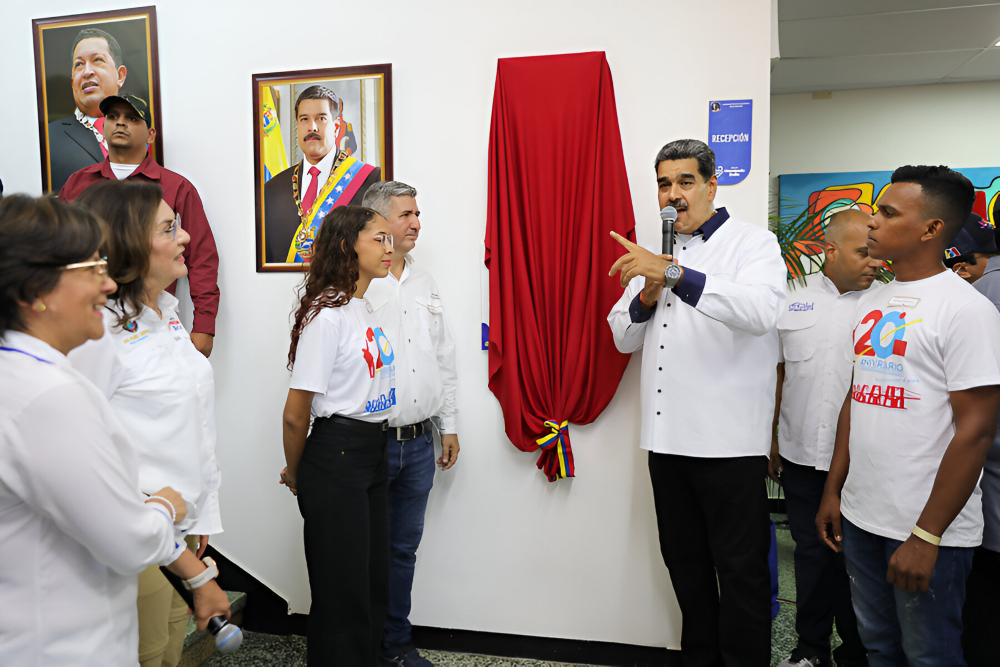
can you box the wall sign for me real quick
[708,99,752,185]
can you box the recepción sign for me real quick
[708,99,752,185]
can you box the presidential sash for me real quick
[286,154,378,263]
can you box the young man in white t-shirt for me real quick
[816,165,1000,665]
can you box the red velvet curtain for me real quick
[484,52,636,482]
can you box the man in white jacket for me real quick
[608,139,786,666]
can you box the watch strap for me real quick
[184,557,219,590]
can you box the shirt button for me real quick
[412,369,416,372]
[660,345,664,349]
[656,411,661,415]
[667,303,671,307]
[657,389,662,393]
[658,367,662,371]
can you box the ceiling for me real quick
[772,1,1000,94]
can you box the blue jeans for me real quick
[841,517,973,667]
[383,429,436,648]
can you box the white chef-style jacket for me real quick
[365,255,458,432]
[608,208,787,457]
[69,292,223,535]
[777,272,874,470]
[0,331,183,666]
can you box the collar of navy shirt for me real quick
[689,207,729,241]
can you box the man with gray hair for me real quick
[608,139,786,665]
[363,181,459,667]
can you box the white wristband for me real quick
[184,557,219,590]
[146,495,176,523]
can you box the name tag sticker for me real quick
[887,296,920,308]
[168,319,185,333]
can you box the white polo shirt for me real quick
[842,270,1000,547]
[608,208,787,457]
[777,272,873,470]
[0,332,183,666]
[365,256,458,431]
[290,297,398,421]
[70,293,223,535]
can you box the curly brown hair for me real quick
[287,205,379,369]
[73,180,163,328]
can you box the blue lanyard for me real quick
[0,346,53,364]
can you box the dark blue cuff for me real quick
[672,268,706,306]
[629,293,656,323]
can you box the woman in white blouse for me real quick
[70,181,224,667]
[0,195,229,667]
[280,206,397,665]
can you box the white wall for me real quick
[770,82,1000,182]
[0,0,773,648]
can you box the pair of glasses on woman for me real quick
[165,212,182,239]
[60,258,109,278]
[373,233,393,251]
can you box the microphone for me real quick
[660,206,677,257]
[160,566,244,654]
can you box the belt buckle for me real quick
[381,420,389,432]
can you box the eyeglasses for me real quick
[165,213,182,239]
[373,234,393,251]
[60,258,109,278]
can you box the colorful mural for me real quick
[775,168,1000,283]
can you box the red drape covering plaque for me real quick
[484,52,636,482]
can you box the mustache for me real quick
[303,133,322,141]
[668,200,688,211]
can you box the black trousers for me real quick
[648,453,772,667]
[781,457,866,665]
[962,545,1000,666]
[297,416,390,666]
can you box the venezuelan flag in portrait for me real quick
[261,87,288,182]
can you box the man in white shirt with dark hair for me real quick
[608,138,786,666]
[363,181,459,667]
[770,208,880,667]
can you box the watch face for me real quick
[666,264,683,280]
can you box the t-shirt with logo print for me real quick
[842,270,1000,547]
[290,297,397,422]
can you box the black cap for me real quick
[98,94,152,128]
[944,212,997,267]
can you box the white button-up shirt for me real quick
[70,293,223,535]
[608,208,787,457]
[366,256,458,432]
[0,332,183,666]
[777,272,872,470]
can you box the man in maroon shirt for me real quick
[60,94,220,357]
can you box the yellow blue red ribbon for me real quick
[535,420,574,482]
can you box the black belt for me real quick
[390,420,431,441]
[318,414,389,433]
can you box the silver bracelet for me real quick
[146,495,176,523]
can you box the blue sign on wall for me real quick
[708,99,752,185]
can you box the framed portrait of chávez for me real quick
[253,64,393,272]
[33,6,162,194]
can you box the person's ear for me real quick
[706,174,718,202]
[823,241,839,262]
[117,65,127,88]
[952,262,971,279]
[146,126,157,147]
[920,218,946,242]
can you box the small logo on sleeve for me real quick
[788,302,814,312]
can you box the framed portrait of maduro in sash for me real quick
[253,64,393,272]
[32,6,164,194]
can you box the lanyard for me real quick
[0,346,53,365]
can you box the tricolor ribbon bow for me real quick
[535,420,575,482]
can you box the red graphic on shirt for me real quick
[853,310,909,358]
[362,328,383,378]
[852,383,920,409]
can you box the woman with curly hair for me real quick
[280,205,397,665]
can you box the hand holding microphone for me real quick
[608,206,683,302]
[161,562,243,654]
